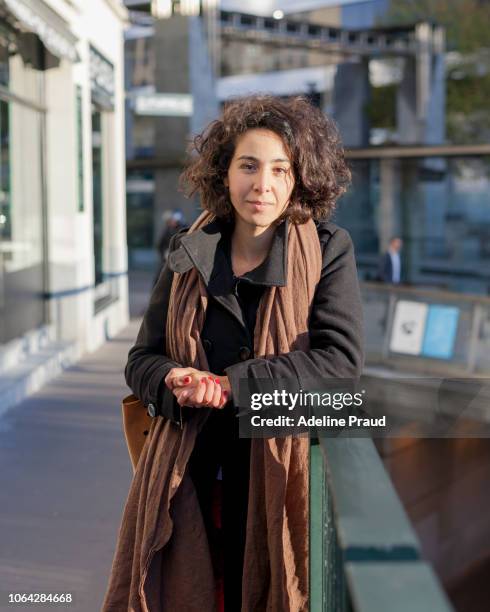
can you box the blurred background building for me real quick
[125,0,490,297]
[0,0,128,380]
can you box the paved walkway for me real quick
[0,273,152,612]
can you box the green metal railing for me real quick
[309,438,454,612]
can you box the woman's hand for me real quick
[164,367,231,409]
[173,377,228,409]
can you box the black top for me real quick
[201,229,266,375]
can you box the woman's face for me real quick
[226,128,295,233]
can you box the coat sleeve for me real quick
[124,232,186,425]
[224,227,364,401]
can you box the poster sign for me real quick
[421,305,459,359]
[389,300,428,355]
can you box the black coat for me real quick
[377,252,392,283]
[125,217,364,425]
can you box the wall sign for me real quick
[389,300,429,355]
[134,93,193,117]
[421,305,459,360]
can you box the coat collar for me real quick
[168,216,288,288]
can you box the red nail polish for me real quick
[200,377,206,383]
[208,376,213,381]
[215,378,220,384]
[183,376,191,384]
[223,390,228,398]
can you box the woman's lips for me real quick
[247,200,272,207]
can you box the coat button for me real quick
[147,403,157,417]
[239,346,251,361]
[203,338,212,352]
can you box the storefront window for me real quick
[0,26,46,344]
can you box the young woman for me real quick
[103,95,364,612]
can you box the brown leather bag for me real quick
[121,394,152,473]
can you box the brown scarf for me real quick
[102,211,322,612]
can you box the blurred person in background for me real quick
[152,209,186,287]
[378,236,403,284]
[103,95,364,612]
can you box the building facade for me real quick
[0,0,128,371]
[123,1,490,295]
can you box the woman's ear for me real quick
[224,176,229,188]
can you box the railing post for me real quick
[310,440,349,612]
[310,440,325,610]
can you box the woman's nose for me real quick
[253,168,272,192]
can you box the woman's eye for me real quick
[274,167,288,174]
[240,164,255,171]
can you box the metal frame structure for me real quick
[219,10,440,58]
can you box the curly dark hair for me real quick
[180,95,351,224]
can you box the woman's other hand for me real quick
[164,367,203,390]
[164,367,231,409]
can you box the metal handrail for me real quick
[310,437,454,611]
[361,280,490,306]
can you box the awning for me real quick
[1,0,79,62]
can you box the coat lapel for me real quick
[167,217,289,333]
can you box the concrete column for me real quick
[397,24,445,145]
[332,59,370,148]
[425,26,446,145]
[397,57,418,144]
